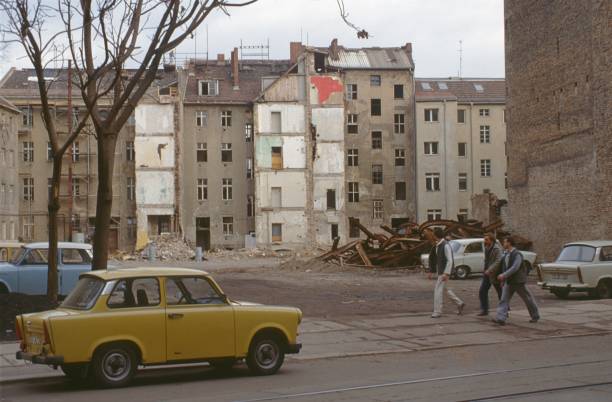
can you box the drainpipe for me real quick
[443,99,448,217]
[469,103,475,193]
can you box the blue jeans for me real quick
[479,274,502,313]
[496,283,540,322]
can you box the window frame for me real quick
[347,148,359,167]
[371,131,382,149]
[480,159,492,177]
[197,178,208,201]
[347,113,358,134]
[222,178,233,201]
[425,173,441,192]
[371,99,381,116]
[395,148,406,166]
[394,84,404,99]
[394,113,405,134]
[372,164,383,184]
[424,141,439,155]
[348,182,359,203]
[424,108,439,122]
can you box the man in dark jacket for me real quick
[493,236,540,325]
[478,233,503,316]
[429,228,465,318]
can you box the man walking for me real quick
[478,233,503,316]
[430,228,465,318]
[493,236,540,325]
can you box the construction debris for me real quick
[318,217,532,268]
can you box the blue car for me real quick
[0,242,93,295]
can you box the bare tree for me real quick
[1,0,258,285]
[336,0,370,38]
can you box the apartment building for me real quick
[415,78,506,222]
[0,96,20,241]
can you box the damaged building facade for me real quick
[0,96,20,241]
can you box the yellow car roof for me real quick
[83,267,210,281]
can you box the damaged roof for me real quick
[326,47,414,70]
[415,78,505,103]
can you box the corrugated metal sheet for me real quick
[328,50,371,69]
[327,48,413,70]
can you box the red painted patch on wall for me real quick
[310,76,344,104]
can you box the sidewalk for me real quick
[3,299,612,382]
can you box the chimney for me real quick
[231,47,240,90]
[403,43,413,56]
[217,53,225,65]
[290,42,303,65]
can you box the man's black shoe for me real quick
[491,319,506,326]
[529,318,539,323]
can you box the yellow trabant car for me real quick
[15,267,302,387]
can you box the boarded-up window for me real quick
[395,182,406,200]
[271,187,282,208]
[271,146,282,170]
[271,112,281,133]
[271,223,282,242]
[326,189,336,210]
[349,218,360,238]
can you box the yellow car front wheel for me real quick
[246,335,285,375]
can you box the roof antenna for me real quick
[458,40,463,79]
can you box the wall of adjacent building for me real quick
[0,106,20,240]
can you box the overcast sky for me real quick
[0,0,505,79]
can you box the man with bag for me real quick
[492,236,540,325]
[429,228,465,318]
[478,233,503,316]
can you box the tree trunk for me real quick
[92,133,118,270]
[47,156,63,302]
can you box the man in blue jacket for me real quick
[492,236,540,325]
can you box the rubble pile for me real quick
[318,217,532,269]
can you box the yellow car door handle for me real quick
[168,313,184,319]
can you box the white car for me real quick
[421,238,538,280]
[537,241,612,299]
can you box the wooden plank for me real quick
[355,241,373,267]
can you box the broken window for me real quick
[394,84,404,99]
[458,209,469,222]
[424,142,439,155]
[425,173,440,192]
[127,177,135,201]
[424,108,438,122]
[72,141,79,162]
[372,164,383,184]
[349,218,360,238]
[314,52,326,72]
[373,199,384,219]
[326,189,336,210]
[198,80,219,96]
[458,173,468,191]
[347,114,358,134]
[331,224,338,241]
[271,187,282,208]
[395,182,406,201]
[72,178,80,197]
[371,99,381,116]
[480,125,491,143]
[271,146,282,170]
[347,149,358,167]
[346,84,358,100]
[395,149,405,166]
[197,178,208,200]
[221,143,232,162]
[394,114,405,134]
[222,217,234,235]
[370,75,381,86]
[197,143,207,162]
[427,209,442,221]
[246,158,253,179]
[23,141,34,162]
[126,141,135,161]
[196,111,208,127]
[247,195,255,217]
[348,182,359,203]
[23,177,34,201]
[221,110,232,128]
[479,108,490,117]
[271,223,282,242]
[371,131,382,149]
[480,159,491,177]
[458,142,467,157]
[457,109,466,123]
[271,111,281,133]
[222,178,233,200]
[245,123,253,142]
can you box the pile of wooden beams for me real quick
[318,217,532,268]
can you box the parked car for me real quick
[537,241,612,299]
[15,267,302,387]
[0,242,92,295]
[421,238,537,279]
[0,241,23,263]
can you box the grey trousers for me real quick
[433,275,464,316]
[496,282,540,322]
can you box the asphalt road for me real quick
[2,333,612,402]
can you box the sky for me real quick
[0,0,505,79]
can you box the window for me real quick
[346,84,358,100]
[245,123,253,142]
[126,141,135,161]
[127,217,136,240]
[458,173,468,191]
[394,84,404,99]
[23,141,34,162]
[166,277,223,305]
[480,125,491,143]
[394,114,405,134]
[370,75,381,86]
[271,146,282,170]
[331,224,338,241]
[107,278,161,308]
[371,131,382,149]
[348,182,359,202]
[425,173,440,191]
[198,80,219,96]
[127,177,135,201]
[557,245,596,262]
[72,142,80,162]
[20,106,33,127]
[246,158,253,179]
[222,178,233,200]
[424,142,439,155]
[221,110,232,128]
[196,111,208,127]
[271,111,281,132]
[458,142,467,157]
[22,217,34,240]
[222,217,234,235]
[71,214,80,232]
[373,199,384,219]
[62,248,91,264]
[349,218,360,238]
[395,148,405,166]
[221,143,232,162]
[247,195,255,217]
[457,109,466,123]
[480,159,491,177]
[72,178,80,197]
[196,143,207,162]
[47,142,52,161]
[479,108,490,117]
[424,108,439,122]
[438,82,448,90]
[474,84,484,92]
[23,248,47,264]
[395,182,406,200]
[271,187,282,208]
[371,99,381,116]
[23,177,34,201]
[326,189,336,210]
[458,209,469,222]
[197,178,208,201]
[347,114,358,134]
[347,149,358,167]
[420,82,432,91]
[271,223,282,242]
[372,164,383,184]
[427,209,442,221]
